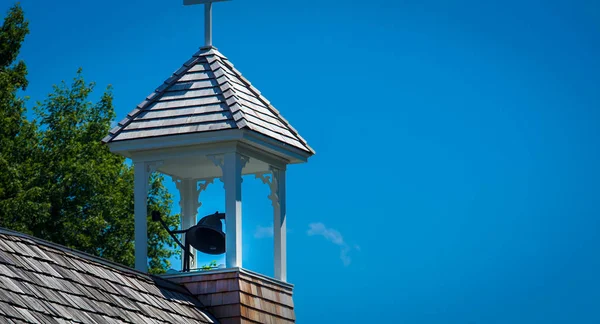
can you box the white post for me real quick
[204,2,212,47]
[273,168,287,281]
[182,179,198,269]
[223,152,245,268]
[134,162,150,272]
[175,177,214,270]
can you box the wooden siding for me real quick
[103,47,313,154]
[169,269,295,323]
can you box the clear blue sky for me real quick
[5,0,600,322]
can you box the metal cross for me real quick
[183,0,230,48]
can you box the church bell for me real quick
[152,211,226,272]
[187,212,226,255]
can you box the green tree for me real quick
[0,4,180,274]
[0,3,47,234]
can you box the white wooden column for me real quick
[174,177,214,270]
[133,160,162,272]
[272,168,287,282]
[255,166,288,282]
[175,178,198,269]
[213,152,248,268]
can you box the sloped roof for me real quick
[0,228,216,323]
[103,47,314,154]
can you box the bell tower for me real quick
[103,0,312,322]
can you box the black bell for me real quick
[187,212,226,255]
[151,210,226,272]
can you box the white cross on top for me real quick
[184,0,230,47]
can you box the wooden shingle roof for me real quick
[0,228,216,323]
[102,47,313,154]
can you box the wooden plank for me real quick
[187,63,211,73]
[178,72,214,82]
[114,121,236,141]
[159,87,221,101]
[167,79,218,92]
[147,96,224,110]
[238,282,294,308]
[245,121,305,149]
[209,304,241,318]
[227,80,262,99]
[236,98,274,116]
[125,112,232,130]
[242,113,295,139]
[231,89,268,109]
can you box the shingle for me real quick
[102,47,312,153]
[138,104,228,119]
[0,228,213,323]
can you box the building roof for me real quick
[0,228,216,323]
[102,47,314,155]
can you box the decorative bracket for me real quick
[196,178,214,208]
[173,177,215,211]
[173,178,183,210]
[209,153,250,185]
[208,154,224,169]
[255,166,281,208]
[145,160,163,174]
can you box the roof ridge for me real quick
[205,54,250,129]
[211,49,315,154]
[102,52,206,143]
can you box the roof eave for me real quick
[106,129,245,158]
[241,129,313,164]
[105,128,312,164]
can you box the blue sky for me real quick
[5,0,600,322]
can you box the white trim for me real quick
[158,267,294,290]
[133,161,149,272]
[219,152,249,268]
[107,129,243,155]
[242,129,311,162]
[272,167,287,282]
[106,128,311,164]
[255,168,287,282]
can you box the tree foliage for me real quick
[0,4,179,274]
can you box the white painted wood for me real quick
[205,2,212,47]
[107,129,310,167]
[183,0,230,47]
[255,168,287,282]
[174,178,198,269]
[134,161,149,272]
[273,167,287,282]
[217,152,249,268]
[133,160,162,272]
